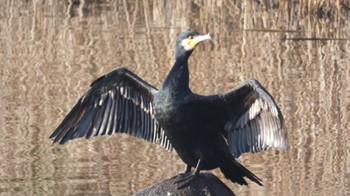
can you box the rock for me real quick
[134,173,235,196]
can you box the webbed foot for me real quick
[173,172,199,189]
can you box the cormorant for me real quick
[50,31,288,188]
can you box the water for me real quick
[1,1,349,195]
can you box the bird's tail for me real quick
[220,154,263,186]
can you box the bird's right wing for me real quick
[218,79,288,157]
[192,79,288,157]
[49,67,172,150]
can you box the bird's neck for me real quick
[161,58,191,96]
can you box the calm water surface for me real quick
[1,1,350,195]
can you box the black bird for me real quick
[50,31,288,187]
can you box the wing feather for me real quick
[218,79,288,157]
[50,67,172,150]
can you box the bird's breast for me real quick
[153,95,178,127]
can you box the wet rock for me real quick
[134,173,235,196]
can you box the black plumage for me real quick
[50,31,288,187]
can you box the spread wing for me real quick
[214,79,288,157]
[49,67,172,150]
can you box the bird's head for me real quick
[175,31,211,60]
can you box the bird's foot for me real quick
[173,172,198,189]
[170,171,190,180]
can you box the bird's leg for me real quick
[174,159,203,189]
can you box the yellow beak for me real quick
[190,33,211,46]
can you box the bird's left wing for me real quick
[202,79,288,157]
[49,67,172,150]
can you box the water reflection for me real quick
[0,0,349,195]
